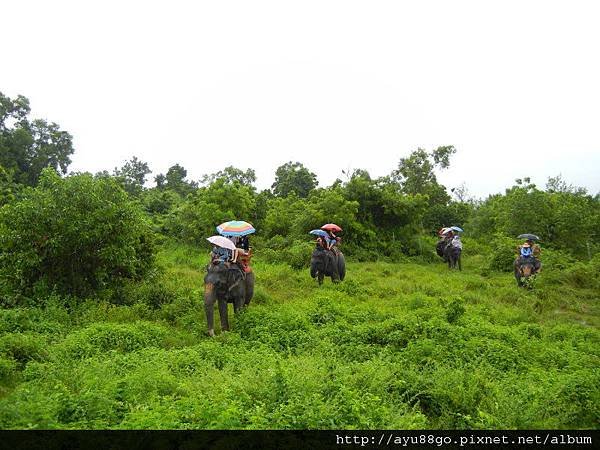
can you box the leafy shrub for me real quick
[558,254,600,289]
[0,169,155,301]
[445,297,466,324]
[285,241,314,269]
[115,275,181,308]
[0,333,48,368]
[258,239,313,269]
[0,356,17,383]
[57,322,170,359]
[165,178,256,245]
[487,234,517,272]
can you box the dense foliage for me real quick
[0,91,598,430]
[0,169,155,302]
[0,246,597,429]
[0,92,74,186]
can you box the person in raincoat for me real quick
[516,240,541,273]
[211,245,233,264]
[325,229,340,251]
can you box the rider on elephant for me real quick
[325,230,340,252]
[436,228,454,260]
[516,241,541,273]
[211,246,233,264]
[315,236,327,250]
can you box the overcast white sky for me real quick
[2,0,599,197]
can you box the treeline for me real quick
[1,91,599,302]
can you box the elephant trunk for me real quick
[204,282,217,336]
[310,259,318,278]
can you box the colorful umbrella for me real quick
[450,226,464,233]
[321,223,342,232]
[518,233,540,241]
[216,220,256,237]
[206,235,236,251]
[309,229,329,238]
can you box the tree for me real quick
[113,156,151,196]
[0,164,18,206]
[0,92,74,186]
[166,163,188,188]
[392,146,456,204]
[546,174,587,195]
[272,161,317,198]
[0,168,155,300]
[154,164,198,196]
[154,173,166,189]
[201,166,256,187]
[391,146,458,230]
[467,176,600,258]
[166,178,256,245]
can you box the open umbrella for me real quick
[217,220,256,237]
[207,235,237,251]
[321,223,342,232]
[450,226,464,233]
[439,227,451,236]
[309,229,329,238]
[518,233,540,241]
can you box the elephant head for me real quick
[310,248,341,284]
[204,262,254,336]
[514,256,535,287]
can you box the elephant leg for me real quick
[244,272,255,306]
[233,295,245,314]
[204,283,217,337]
[218,298,229,331]
[329,254,340,282]
[318,273,324,285]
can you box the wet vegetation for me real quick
[0,91,598,429]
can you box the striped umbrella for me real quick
[216,220,256,237]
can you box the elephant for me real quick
[310,248,345,285]
[514,256,538,288]
[436,239,448,261]
[204,262,254,336]
[444,244,462,270]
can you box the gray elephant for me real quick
[444,244,462,270]
[310,248,345,285]
[204,262,254,336]
[514,256,536,288]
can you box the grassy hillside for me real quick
[0,243,598,429]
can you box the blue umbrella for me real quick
[309,229,329,238]
[450,226,464,233]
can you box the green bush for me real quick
[0,169,155,301]
[0,356,17,383]
[560,260,600,289]
[258,239,313,269]
[0,333,48,368]
[57,322,170,359]
[487,234,518,272]
[115,275,181,308]
[445,297,466,324]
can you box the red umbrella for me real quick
[321,223,342,232]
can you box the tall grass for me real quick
[0,243,598,429]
